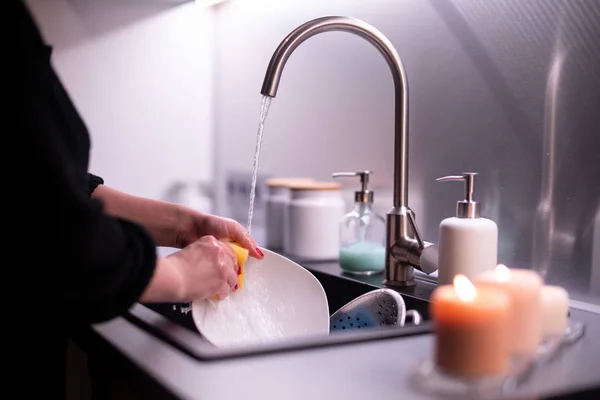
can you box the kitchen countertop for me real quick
[82,261,600,400]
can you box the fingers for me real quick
[197,235,238,293]
[203,215,264,260]
[218,239,239,272]
[212,259,238,300]
[251,246,265,260]
[213,269,237,301]
[215,240,239,291]
[224,262,238,289]
[224,219,264,260]
[215,282,231,300]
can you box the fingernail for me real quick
[256,247,264,257]
[234,284,238,291]
[237,267,242,276]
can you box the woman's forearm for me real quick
[92,185,185,248]
[139,256,185,303]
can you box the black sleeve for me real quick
[14,1,157,324]
[87,173,104,196]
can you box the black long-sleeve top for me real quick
[14,2,158,396]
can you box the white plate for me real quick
[191,247,330,348]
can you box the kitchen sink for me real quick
[126,261,434,361]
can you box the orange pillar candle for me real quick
[475,264,543,356]
[430,275,511,378]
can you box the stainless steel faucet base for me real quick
[385,207,419,287]
[383,276,416,288]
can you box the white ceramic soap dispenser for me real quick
[437,172,498,285]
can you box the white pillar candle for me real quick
[540,285,569,337]
[474,264,543,356]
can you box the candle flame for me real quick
[495,264,511,282]
[453,274,477,302]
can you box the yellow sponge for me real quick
[212,242,249,300]
[227,241,249,290]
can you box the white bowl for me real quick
[191,247,330,348]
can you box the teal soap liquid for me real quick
[339,241,386,275]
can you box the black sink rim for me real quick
[124,303,433,362]
[125,259,435,362]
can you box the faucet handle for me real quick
[406,210,425,249]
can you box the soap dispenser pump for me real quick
[332,171,386,275]
[437,172,498,285]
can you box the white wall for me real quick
[25,0,215,201]
[212,0,537,234]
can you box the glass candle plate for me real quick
[411,320,586,398]
[537,320,585,360]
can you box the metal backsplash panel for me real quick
[428,0,600,303]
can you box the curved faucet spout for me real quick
[260,16,409,208]
[260,16,436,287]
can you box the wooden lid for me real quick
[265,177,316,188]
[287,181,342,191]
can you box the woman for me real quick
[14,1,263,397]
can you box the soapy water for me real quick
[195,261,289,347]
[176,304,192,314]
[247,95,271,234]
[178,261,290,346]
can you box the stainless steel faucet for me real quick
[260,16,438,287]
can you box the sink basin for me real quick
[127,261,434,361]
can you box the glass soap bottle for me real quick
[332,171,386,275]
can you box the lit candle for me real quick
[540,285,569,337]
[475,264,543,356]
[430,275,511,378]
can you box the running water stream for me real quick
[178,96,272,316]
[246,95,272,234]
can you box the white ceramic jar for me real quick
[264,178,315,250]
[284,181,346,261]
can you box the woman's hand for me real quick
[141,236,244,303]
[171,235,241,301]
[177,212,264,260]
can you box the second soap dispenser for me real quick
[332,171,386,275]
[437,172,498,285]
